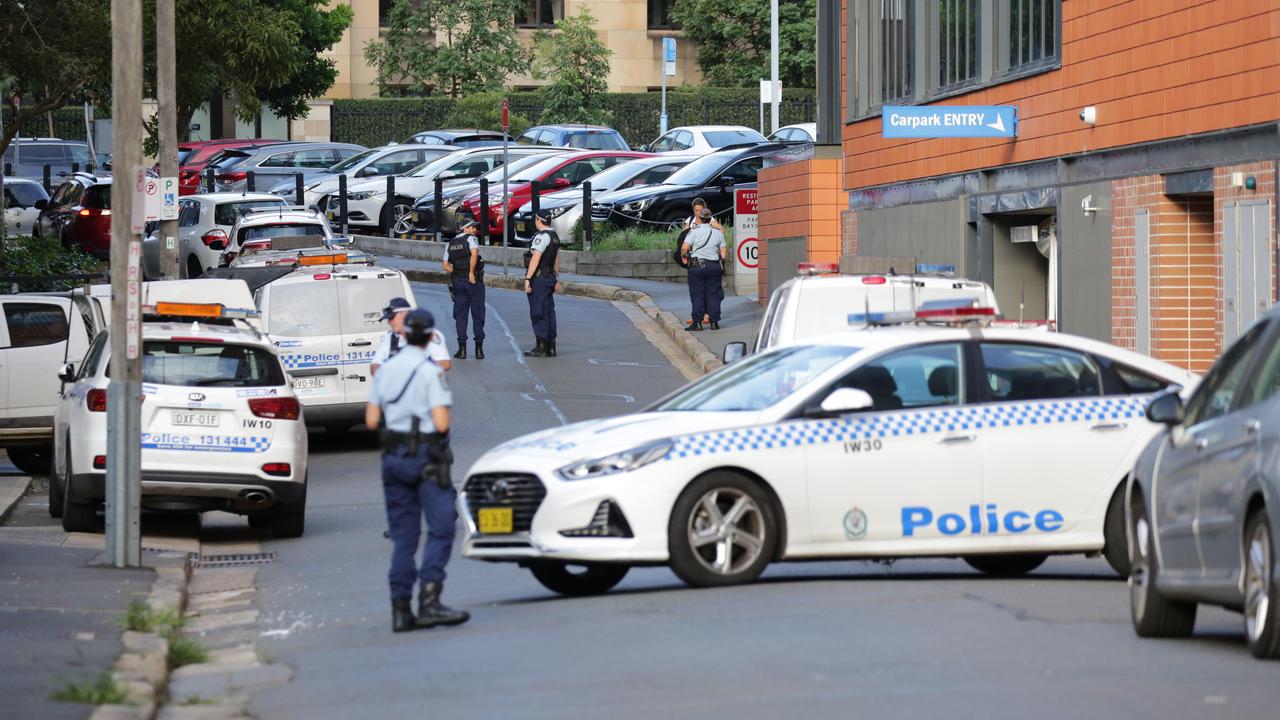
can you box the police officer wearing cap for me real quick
[681,207,727,331]
[372,297,452,375]
[523,211,562,358]
[442,218,486,360]
[366,308,470,633]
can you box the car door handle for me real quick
[347,340,372,347]
[344,374,366,382]
[938,434,977,444]
[1244,420,1261,435]
[1088,421,1128,432]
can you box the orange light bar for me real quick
[798,262,839,276]
[298,253,347,266]
[154,302,223,318]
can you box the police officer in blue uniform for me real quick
[523,212,561,358]
[681,207,727,331]
[443,219,485,360]
[365,309,470,632]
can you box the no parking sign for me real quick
[733,186,758,297]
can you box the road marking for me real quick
[611,300,702,382]
[485,301,568,426]
[587,358,670,368]
[520,392,635,403]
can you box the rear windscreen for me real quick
[239,223,326,242]
[142,341,284,387]
[267,282,341,337]
[565,132,624,150]
[83,185,112,209]
[215,200,285,226]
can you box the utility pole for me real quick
[157,0,179,278]
[107,0,144,568]
[770,0,780,133]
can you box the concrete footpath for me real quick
[369,251,765,371]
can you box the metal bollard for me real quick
[582,181,593,250]
[205,167,215,192]
[43,164,51,193]
[530,180,541,222]
[246,171,255,192]
[433,178,444,242]
[295,173,304,206]
[71,162,79,174]
[386,175,397,236]
[338,174,348,235]
[478,178,490,244]
[3,162,11,176]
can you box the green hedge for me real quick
[332,87,817,148]
[0,236,102,293]
[0,106,108,143]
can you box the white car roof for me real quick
[187,192,285,204]
[232,208,327,227]
[270,263,403,284]
[674,125,760,133]
[139,279,257,309]
[777,273,987,292]
[140,320,270,347]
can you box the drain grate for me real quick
[193,552,276,568]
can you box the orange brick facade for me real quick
[755,157,848,303]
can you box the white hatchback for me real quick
[51,302,308,537]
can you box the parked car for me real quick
[516,125,629,151]
[1129,311,1280,659]
[226,207,342,262]
[2,177,50,235]
[402,129,507,147]
[35,174,113,258]
[209,142,366,192]
[1,138,97,182]
[510,154,696,244]
[455,150,651,244]
[768,123,817,143]
[140,192,289,280]
[267,144,458,209]
[178,138,289,195]
[591,143,786,231]
[642,125,768,154]
[327,145,559,237]
[407,152,568,237]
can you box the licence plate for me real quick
[292,377,326,390]
[477,507,513,534]
[172,412,219,427]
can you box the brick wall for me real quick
[756,157,848,303]
[840,209,858,256]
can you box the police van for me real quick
[227,252,415,431]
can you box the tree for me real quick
[671,0,816,89]
[0,0,112,160]
[364,0,528,98]
[532,6,612,126]
[444,92,532,137]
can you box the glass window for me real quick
[1184,322,1269,426]
[980,343,1102,402]
[723,156,763,184]
[67,145,91,166]
[258,152,295,168]
[83,185,111,209]
[19,144,67,164]
[178,201,200,227]
[336,276,408,335]
[239,223,327,243]
[655,345,858,412]
[267,282,341,337]
[292,149,338,168]
[833,343,965,411]
[1110,362,1169,395]
[1008,0,1058,70]
[650,133,676,153]
[516,0,563,28]
[565,132,625,150]
[880,0,915,103]
[328,149,378,173]
[939,0,978,88]
[214,200,285,227]
[4,182,46,207]
[1244,327,1280,408]
[515,131,538,146]
[142,341,285,387]
[648,0,679,29]
[78,332,109,379]
[50,181,76,205]
[703,129,767,147]
[3,302,69,348]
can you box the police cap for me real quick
[534,210,552,224]
[699,208,714,222]
[405,308,435,331]
[457,218,478,231]
[379,297,412,321]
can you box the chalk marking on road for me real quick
[520,391,635,404]
[484,300,568,426]
[587,358,670,368]
[611,300,702,382]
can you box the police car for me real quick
[50,300,309,537]
[461,304,1196,595]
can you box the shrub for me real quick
[0,236,101,293]
[51,673,128,705]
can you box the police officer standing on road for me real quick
[681,207,726,331]
[372,297,452,374]
[523,212,561,358]
[366,309,470,633]
[442,219,486,360]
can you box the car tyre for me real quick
[247,512,273,530]
[270,480,306,538]
[49,447,67,518]
[1129,490,1196,637]
[528,562,629,597]
[1102,481,1130,576]
[61,458,98,534]
[668,472,778,588]
[1243,509,1280,659]
[7,445,51,476]
[963,554,1048,577]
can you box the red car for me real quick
[457,150,651,242]
[35,174,113,258]
[177,138,288,195]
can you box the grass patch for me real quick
[181,696,215,705]
[120,598,183,634]
[584,226,735,253]
[166,634,209,669]
[51,672,128,705]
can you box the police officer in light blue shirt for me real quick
[365,309,470,633]
[681,208,727,331]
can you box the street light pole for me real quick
[107,0,144,568]
[157,0,179,278]
[770,0,780,133]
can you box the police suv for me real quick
[460,303,1196,596]
[50,299,309,537]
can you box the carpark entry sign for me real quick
[882,105,1018,139]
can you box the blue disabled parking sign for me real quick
[882,105,1018,139]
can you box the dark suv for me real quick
[590,143,787,231]
[35,174,113,258]
[2,139,97,183]
[516,125,629,151]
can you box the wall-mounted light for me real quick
[1079,106,1097,125]
[1246,176,1257,191]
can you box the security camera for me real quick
[1079,106,1097,125]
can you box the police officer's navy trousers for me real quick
[451,277,486,343]
[527,275,557,340]
[381,446,457,601]
[687,262,724,323]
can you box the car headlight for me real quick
[556,439,673,481]
[440,197,460,208]
[347,190,384,201]
[620,198,654,213]
[541,206,569,219]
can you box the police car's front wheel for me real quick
[529,562,629,597]
[963,554,1047,577]
[669,472,778,588]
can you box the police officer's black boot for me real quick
[392,598,417,633]
[547,340,556,358]
[453,344,467,359]
[524,339,550,357]
[474,341,485,360]
[417,582,470,628]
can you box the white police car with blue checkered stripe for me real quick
[51,296,310,538]
[461,323,1197,595]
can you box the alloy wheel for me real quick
[1245,521,1272,644]
[389,203,413,236]
[686,488,766,576]
[1130,515,1152,622]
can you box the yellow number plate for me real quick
[477,507,513,534]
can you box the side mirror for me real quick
[722,341,747,365]
[553,178,572,188]
[437,171,457,181]
[816,387,875,416]
[1146,390,1185,426]
[356,167,378,178]
[34,199,47,210]
[57,362,76,384]
[718,175,736,188]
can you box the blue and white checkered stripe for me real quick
[280,355,371,370]
[667,396,1150,460]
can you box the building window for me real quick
[379,0,394,28]
[648,0,680,29]
[517,0,563,28]
[880,0,914,103]
[1006,0,1058,70]
[938,0,977,89]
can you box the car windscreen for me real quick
[571,159,658,191]
[4,182,47,207]
[267,282,341,337]
[663,152,735,186]
[480,154,551,182]
[239,223,327,242]
[704,130,767,147]
[141,341,284,387]
[510,155,571,182]
[176,149,196,165]
[83,185,112,209]
[209,151,251,169]
[654,345,857,412]
[565,132,624,150]
[327,148,378,173]
[215,200,286,226]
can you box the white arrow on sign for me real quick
[986,114,1007,133]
